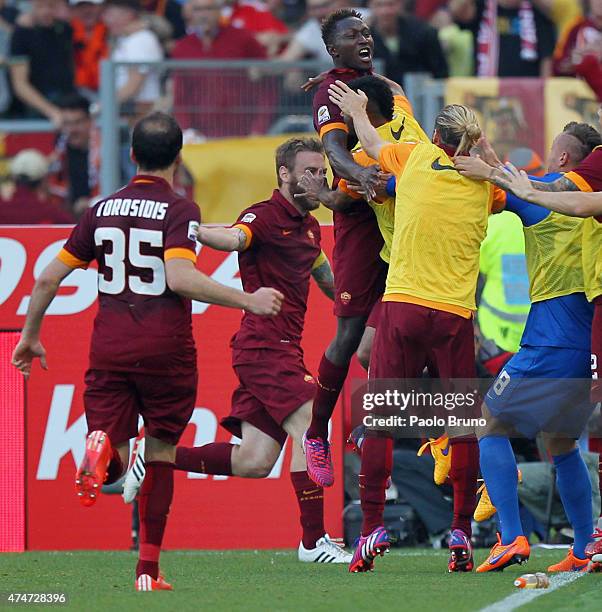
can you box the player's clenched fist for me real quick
[246,287,284,316]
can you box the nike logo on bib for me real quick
[390,117,406,141]
[431,157,457,172]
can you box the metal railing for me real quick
[98,58,386,195]
[99,59,333,194]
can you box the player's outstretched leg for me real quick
[305,316,366,488]
[135,436,176,592]
[75,430,125,507]
[447,436,478,572]
[350,434,393,573]
[123,441,235,503]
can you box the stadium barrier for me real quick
[98,59,338,196]
[1,65,598,223]
[0,226,344,551]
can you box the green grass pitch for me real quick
[1,548,601,611]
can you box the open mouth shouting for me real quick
[358,46,372,64]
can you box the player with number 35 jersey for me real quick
[58,174,201,377]
[11,112,283,592]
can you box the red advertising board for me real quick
[0,226,343,551]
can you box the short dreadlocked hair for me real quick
[321,8,364,48]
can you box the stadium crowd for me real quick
[1,0,602,222]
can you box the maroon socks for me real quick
[359,436,393,536]
[175,443,233,475]
[306,354,349,440]
[136,461,174,580]
[290,471,325,548]
[449,437,479,537]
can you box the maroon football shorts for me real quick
[366,298,383,329]
[221,347,316,446]
[370,301,476,379]
[84,368,197,446]
[591,298,602,402]
[332,211,387,318]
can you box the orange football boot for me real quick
[417,434,451,485]
[476,534,530,573]
[548,548,593,573]
[474,469,523,522]
[135,574,173,592]
[75,430,112,507]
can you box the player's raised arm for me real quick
[12,258,75,377]
[197,226,249,252]
[165,258,283,315]
[311,251,335,301]
[329,81,386,162]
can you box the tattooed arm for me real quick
[530,175,580,192]
[311,252,335,301]
[197,226,248,252]
[454,156,580,192]
[497,163,602,217]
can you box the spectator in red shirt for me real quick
[227,0,289,56]
[0,149,74,224]
[554,0,602,77]
[171,0,274,137]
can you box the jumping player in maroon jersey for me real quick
[122,137,352,563]
[303,9,388,488]
[11,112,283,592]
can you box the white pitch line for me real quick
[479,571,586,612]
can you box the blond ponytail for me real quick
[435,105,481,155]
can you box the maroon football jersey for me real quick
[312,67,384,293]
[58,175,200,375]
[231,189,321,350]
[566,147,602,192]
[312,67,369,139]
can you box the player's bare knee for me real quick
[327,316,366,364]
[356,326,375,371]
[283,401,312,442]
[237,456,276,478]
[543,434,576,457]
[145,435,176,463]
[232,442,279,478]
[477,403,509,439]
[356,341,371,371]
